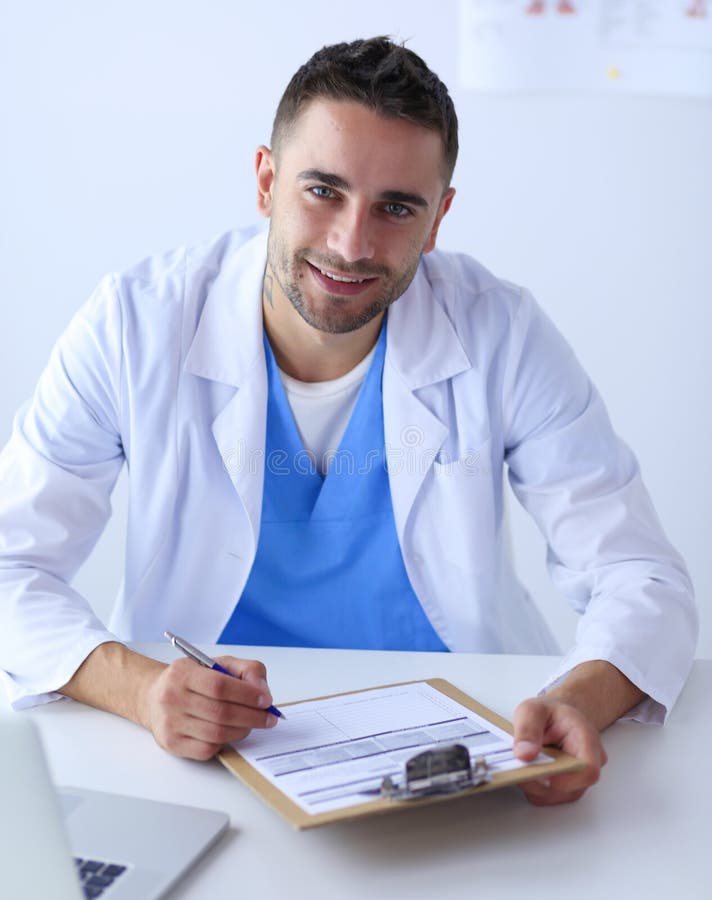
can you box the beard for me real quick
[266,225,424,335]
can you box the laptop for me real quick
[0,714,229,899]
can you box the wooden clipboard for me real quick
[217,678,585,829]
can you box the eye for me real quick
[310,185,336,200]
[384,202,412,218]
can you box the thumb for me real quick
[512,698,549,761]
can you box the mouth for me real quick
[306,261,379,297]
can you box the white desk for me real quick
[24,647,712,900]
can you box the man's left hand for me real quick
[512,696,608,805]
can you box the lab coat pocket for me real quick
[425,437,497,575]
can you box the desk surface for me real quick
[23,647,712,900]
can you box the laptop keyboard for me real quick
[74,857,128,897]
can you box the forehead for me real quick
[278,99,446,194]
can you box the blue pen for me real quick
[164,631,286,720]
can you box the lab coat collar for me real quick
[182,228,472,567]
[386,255,471,389]
[183,229,268,388]
[184,231,471,391]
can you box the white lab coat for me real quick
[0,228,697,716]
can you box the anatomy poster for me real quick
[458,0,712,97]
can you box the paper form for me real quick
[232,682,551,815]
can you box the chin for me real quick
[290,296,364,333]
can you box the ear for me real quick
[255,146,276,218]
[422,187,456,254]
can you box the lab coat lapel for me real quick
[210,367,267,557]
[184,230,269,554]
[182,234,472,555]
[384,262,471,543]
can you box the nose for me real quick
[326,203,375,263]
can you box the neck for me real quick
[262,286,383,383]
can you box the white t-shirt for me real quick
[277,343,377,476]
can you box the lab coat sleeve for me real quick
[0,275,126,708]
[502,290,697,723]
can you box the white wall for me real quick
[1,1,709,656]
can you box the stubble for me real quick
[265,224,424,335]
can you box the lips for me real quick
[306,261,378,297]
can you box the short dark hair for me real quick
[271,36,458,186]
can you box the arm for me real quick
[1,271,280,755]
[59,641,279,760]
[512,659,645,805]
[502,290,697,722]
[0,277,126,707]
[498,292,696,803]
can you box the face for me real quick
[256,99,455,335]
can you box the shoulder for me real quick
[110,225,264,311]
[422,247,527,313]
[418,247,532,344]
[65,226,267,392]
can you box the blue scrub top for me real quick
[219,317,448,652]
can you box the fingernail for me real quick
[266,714,279,728]
[536,777,551,789]
[514,740,540,757]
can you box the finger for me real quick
[516,734,606,804]
[154,729,228,762]
[519,756,602,798]
[520,747,604,798]
[512,698,550,760]
[177,688,280,733]
[518,780,587,806]
[210,656,274,707]
[172,708,277,748]
[176,660,273,710]
[213,656,268,686]
[150,692,277,760]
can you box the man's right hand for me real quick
[144,655,279,759]
[59,641,278,760]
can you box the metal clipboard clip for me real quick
[380,743,490,801]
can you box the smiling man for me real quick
[259,100,453,363]
[0,37,696,806]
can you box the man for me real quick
[0,38,696,805]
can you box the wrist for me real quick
[60,641,167,729]
[128,652,167,731]
[544,659,647,731]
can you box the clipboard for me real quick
[217,678,585,829]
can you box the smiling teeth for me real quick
[319,268,366,284]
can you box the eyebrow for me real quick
[296,169,430,209]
